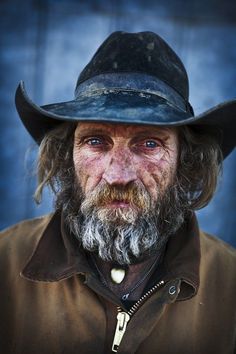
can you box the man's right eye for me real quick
[86,137,103,146]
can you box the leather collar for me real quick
[21,210,200,301]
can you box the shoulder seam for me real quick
[0,214,53,236]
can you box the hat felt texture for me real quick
[15,31,235,157]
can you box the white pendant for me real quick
[111,268,126,284]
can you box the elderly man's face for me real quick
[69,122,180,264]
[73,122,179,203]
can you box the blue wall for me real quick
[0,0,235,246]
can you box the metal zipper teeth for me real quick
[112,280,165,352]
[118,280,165,317]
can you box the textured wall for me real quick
[0,0,235,246]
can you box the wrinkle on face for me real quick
[73,122,179,201]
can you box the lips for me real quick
[109,200,131,208]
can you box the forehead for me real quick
[74,122,178,138]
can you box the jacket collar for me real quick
[21,211,90,282]
[21,210,200,300]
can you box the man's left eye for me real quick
[144,140,159,148]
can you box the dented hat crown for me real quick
[15,31,235,157]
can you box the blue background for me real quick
[0,0,235,246]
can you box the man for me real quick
[0,31,235,354]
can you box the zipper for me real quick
[111,280,165,352]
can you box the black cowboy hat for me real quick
[15,31,235,158]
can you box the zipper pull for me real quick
[112,311,130,352]
[122,293,130,301]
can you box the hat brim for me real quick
[15,81,235,158]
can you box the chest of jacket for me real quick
[0,214,235,354]
[1,272,235,354]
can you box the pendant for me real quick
[111,268,126,284]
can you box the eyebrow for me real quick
[75,127,172,139]
[75,129,114,138]
[129,129,171,140]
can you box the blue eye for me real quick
[87,138,102,145]
[145,140,158,148]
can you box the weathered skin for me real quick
[72,122,179,302]
[73,122,179,204]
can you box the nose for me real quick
[102,153,137,186]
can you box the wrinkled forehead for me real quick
[74,121,179,139]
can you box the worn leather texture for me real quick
[0,212,235,353]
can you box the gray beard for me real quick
[61,181,187,265]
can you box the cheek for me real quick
[136,160,162,199]
[73,149,104,193]
[136,155,177,200]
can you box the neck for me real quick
[91,252,162,301]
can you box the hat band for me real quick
[75,73,188,112]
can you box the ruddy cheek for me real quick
[136,162,159,198]
[73,152,105,193]
[136,155,175,200]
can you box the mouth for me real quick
[106,200,132,208]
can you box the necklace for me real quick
[91,256,158,301]
[110,268,126,284]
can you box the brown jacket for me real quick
[0,211,235,354]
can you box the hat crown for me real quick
[77,31,189,100]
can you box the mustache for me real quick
[80,181,153,211]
